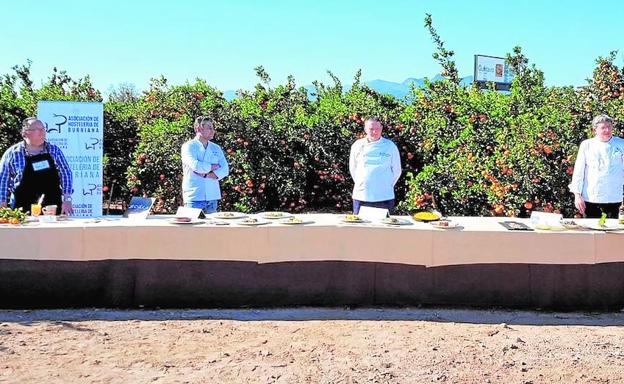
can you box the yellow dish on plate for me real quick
[343,214,363,223]
[534,224,565,231]
[413,211,441,222]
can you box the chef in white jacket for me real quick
[181,116,229,214]
[569,114,624,218]
[349,117,402,214]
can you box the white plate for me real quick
[209,220,231,226]
[534,224,566,231]
[380,217,412,226]
[279,218,313,225]
[168,219,203,225]
[430,221,460,229]
[585,224,624,231]
[238,220,270,226]
[341,215,366,224]
[261,212,293,219]
[212,212,247,219]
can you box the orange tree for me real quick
[124,64,419,214]
[124,78,228,212]
[399,45,624,217]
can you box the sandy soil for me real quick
[1,308,624,384]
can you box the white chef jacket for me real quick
[569,136,624,203]
[181,138,229,203]
[349,137,402,202]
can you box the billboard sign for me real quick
[474,55,515,90]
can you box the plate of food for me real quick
[584,219,624,231]
[341,214,366,223]
[168,216,202,225]
[261,211,292,219]
[213,212,247,219]
[238,217,269,226]
[560,220,581,230]
[279,216,313,225]
[533,224,566,231]
[380,217,412,226]
[430,220,459,229]
[413,210,442,222]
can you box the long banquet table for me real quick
[1,214,624,309]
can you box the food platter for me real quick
[560,220,581,230]
[380,217,412,226]
[429,220,460,229]
[261,211,293,219]
[412,211,442,222]
[584,223,624,231]
[0,221,35,226]
[533,224,566,231]
[237,218,269,226]
[168,218,203,225]
[212,212,247,219]
[279,217,313,225]
[341,214,366,224]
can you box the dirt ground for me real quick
[1,308,624,384]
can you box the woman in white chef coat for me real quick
[569,114,624,218]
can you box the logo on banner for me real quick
[44,114,68,133]
[82,183,100,196]
[85,138,102,150]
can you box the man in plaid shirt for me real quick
[0,117,73,215]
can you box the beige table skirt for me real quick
[1,215,621,266]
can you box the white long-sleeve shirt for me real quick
[181,138,229,203]
[569,136,624,203]
[349,137,402,202]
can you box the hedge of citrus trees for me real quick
[1,23,623,217]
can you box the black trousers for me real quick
[585,202,620,218]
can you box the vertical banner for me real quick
[37,101,103,217]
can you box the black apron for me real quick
[13,149,63,215]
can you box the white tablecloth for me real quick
[1,214,622,266]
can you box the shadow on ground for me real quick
[1,307,624,326]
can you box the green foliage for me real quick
[400,46,624,218]
[102,100,141,203]
[126,118,190,212]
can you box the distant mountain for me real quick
[221,75,475,101]
[362,75,474,99]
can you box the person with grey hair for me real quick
[569,114,624,218]
[349,117,402,214]
[0,117,73,214]
[181,116,229,214]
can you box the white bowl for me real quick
[38,215,58,223]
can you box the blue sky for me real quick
[2,0,622,94]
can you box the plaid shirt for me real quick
[0,141,73,203]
